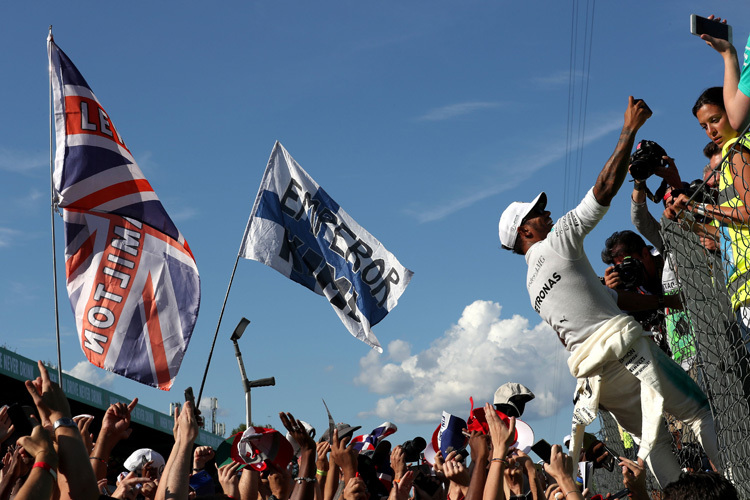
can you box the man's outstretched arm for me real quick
[593,96,652,206]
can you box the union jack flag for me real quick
[49,38,200,390]
[351,421,397,453]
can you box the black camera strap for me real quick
[645,178,670,203]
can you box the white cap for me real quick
[498,192,547,250]
[123,448,165,478]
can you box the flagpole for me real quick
[196,144,279,409]
[48,27,63,385]
[196,253,241,408]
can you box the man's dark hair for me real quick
[601,230,647,265]
[692,87,725,117]
[703,140,720,159]
[662,471,738,500]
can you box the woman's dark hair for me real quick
[692,86,725,117]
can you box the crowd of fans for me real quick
[4,11,750,500]
[0,361,739,500]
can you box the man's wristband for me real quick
[89,456,107,465]
[33,461,58,481]
[316,469,327,476]
[295,476,316,484]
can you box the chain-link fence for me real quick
[590,132,750,497]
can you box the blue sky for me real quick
[2,0,750,453]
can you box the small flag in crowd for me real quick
[48,38,200,390]
[435,412,468,458]
[351,421,398,452]
[239,142,413,351]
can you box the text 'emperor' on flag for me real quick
[239,142,413,352]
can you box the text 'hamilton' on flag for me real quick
[239,142,413,352]
[49,38,200,390]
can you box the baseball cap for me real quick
[493,382,535,417]
[498,192,547,250]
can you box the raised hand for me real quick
[24,360,72,427]
[484,402,516,459]
[619,456,648,500]
[193,445,215,472]
[101,398,138,443]
[316,440,331,472]
[391,445,407,481]
[0,407,15,444]
[217,461,243,498]
[443,457,470,487]
[330,428,358,482]
[74,415,95,454]
[342,477,368,500]
[624,96,652,133]
[280,412,315,453]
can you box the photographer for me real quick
[602,230,673,356]
[602,147,680,351]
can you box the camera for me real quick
[612,256,646,289]
[401,437,426,463]
[670,178,716,223]
[629,140,668,181]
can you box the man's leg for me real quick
[597,360,682,487]
[646,341,721,467]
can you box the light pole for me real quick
[230,318,276,427]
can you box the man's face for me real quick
[612,246,657,281]
[705,153,722,188]
[520,204,553,241]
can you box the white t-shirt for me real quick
[525,188,621,351]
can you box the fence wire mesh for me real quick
[591,132,750,497]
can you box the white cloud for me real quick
[416,102,503,122]
[406,114,623,223]
[531,70,587,88]
[66,361,116,389]
[199,396,230,417]
[168,206,199,222]
[0,228,22,248]
[355,300,575,424]
[0,147,47,174]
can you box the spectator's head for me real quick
[601,230,659,284]
[662,471,738,500]
[124,448,165,480]
[693,87,738,149]
[493,383,535,418]
[702,141,722,189]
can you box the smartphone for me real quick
[184,387,195,407]
[633,99,652,115]
[611,488,630,499]
[531,439,552,463]
[600,443,619,472]
[8,404,34,437]
[690,14,732,43]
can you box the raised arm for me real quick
[700,16,750,130]
[593,97,652,206]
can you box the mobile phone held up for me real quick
[690,14,732,43]
[530,439,552,463]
